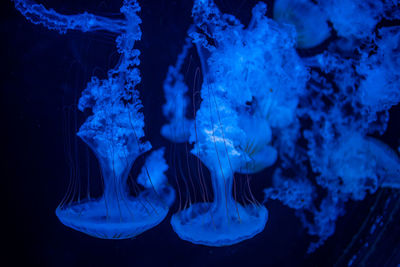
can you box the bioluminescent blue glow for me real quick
[14,0,400,258]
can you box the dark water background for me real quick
[2,0,400,266]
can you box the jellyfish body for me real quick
[170,74,270,245]
[15,0,175,239]
[59,1,175,238]
[171,0,307,246]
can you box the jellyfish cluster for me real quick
[14,0,400,254]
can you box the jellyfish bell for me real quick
[56,137,175,239]
[273,0,330,49]
[56,120,174,239]
[170,132,268,246]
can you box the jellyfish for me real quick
[14,0,175,239]
[273,0,330,49]
[170,0,308,246]
[161,35,194,143]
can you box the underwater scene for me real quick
[3,0,400,266]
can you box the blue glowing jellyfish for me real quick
[14,0,174,239]
[170,0,308,246]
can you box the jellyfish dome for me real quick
[56,142,175,240]
[13,0,175,239]
[170,0,308,246]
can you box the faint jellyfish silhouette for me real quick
[161,35,194,143]
[273,0,330,48]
